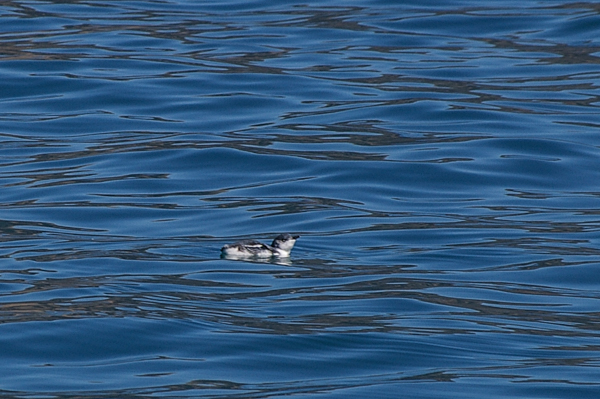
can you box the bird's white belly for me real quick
[222,245,274,257]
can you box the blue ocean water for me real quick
[1,0,600,397]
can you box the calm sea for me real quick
[1,0,600,397]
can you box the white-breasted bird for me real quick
[221,234,300,258]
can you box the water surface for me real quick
[1,1,600,397]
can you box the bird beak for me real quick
[293,235,300,239]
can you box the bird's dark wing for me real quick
[232,240,271,254]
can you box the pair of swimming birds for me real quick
[221,233,299,258]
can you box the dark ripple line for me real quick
[1,271,599,337]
